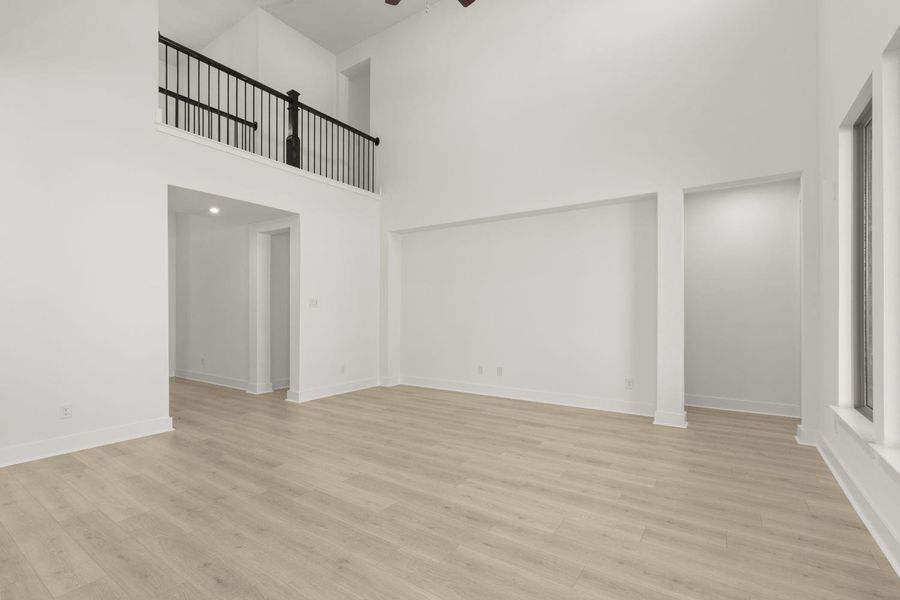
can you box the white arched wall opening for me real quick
[248,217,301,401]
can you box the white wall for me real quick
[0,0,172,465]
[168,210,177,376]
[341,0,821,435]
[0,0,382,467]
[344,60,371,133]
[400,199,657,414]
[173,211,291,392]
[270,231,290,389]
[817,0,900,575]
[174,213,251,389]
[257,9,337,114]
[159,131,382,403]
[339,0,818,231]
[199,8,259,79]
[203,8,337,114]
[684,179,801,417]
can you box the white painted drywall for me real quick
[169,210,178,377]
[340,0,822,434]
[684,179,801,417]
[257,9,337,114]
[0,0,173,464]
[0,0,382,466]
[270,231,290,389]
[339,0,819,231]
[174,213,251,389]
[202,8,338,115]
[400,199,657,415]
[173,211,291,392]
[817,0,900,574]
[199,9,260,79]
[344,60,371,133]
[158,131,382,404]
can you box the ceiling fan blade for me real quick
[458,0,476,5]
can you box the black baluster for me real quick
[175,50,180,128]
[164,44,168,124]
[186,54,190,132]
[252,87,256,154]
[195,57,199,134]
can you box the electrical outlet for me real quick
[340,364,346,375]
[478,366,483,375]
[625,377,634,390]
[308,298,319,308]
[496,367,503,377]
[60,405,73,420]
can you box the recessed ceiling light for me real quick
[209,207,220,214]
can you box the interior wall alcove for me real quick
[684,177,802,417]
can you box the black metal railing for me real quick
[158,33,379,192]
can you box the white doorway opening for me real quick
[168,186,300,399]
[247,217,301,400]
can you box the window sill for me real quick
[831,405,900,485]
[876,445,900,484]
[831,405,876,443]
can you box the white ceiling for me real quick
[159,0,427,54]
[168,186,295,224]
[266,0,425,53]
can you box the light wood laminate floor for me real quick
[1,379,898,599]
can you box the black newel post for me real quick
[286,89,301,168]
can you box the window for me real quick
[855,102,874,420]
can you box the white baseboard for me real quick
[272,378,290,391]
[818,440,900,577]
[380,376,401,388]
[400,376,655,417]
[795,423,817,446]
[246,382,274,395]
[653,409,688,428]
[0,417,174,468]
[685,393,800,417]
[289,378,380,404]
[174,369,248,391]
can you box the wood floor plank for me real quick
[0,379,897,599]
[0,473,104,597]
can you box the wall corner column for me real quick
[655,188,688,428]
[247,228,273,395]
[879,50,900,446]
[380,231,403,387]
